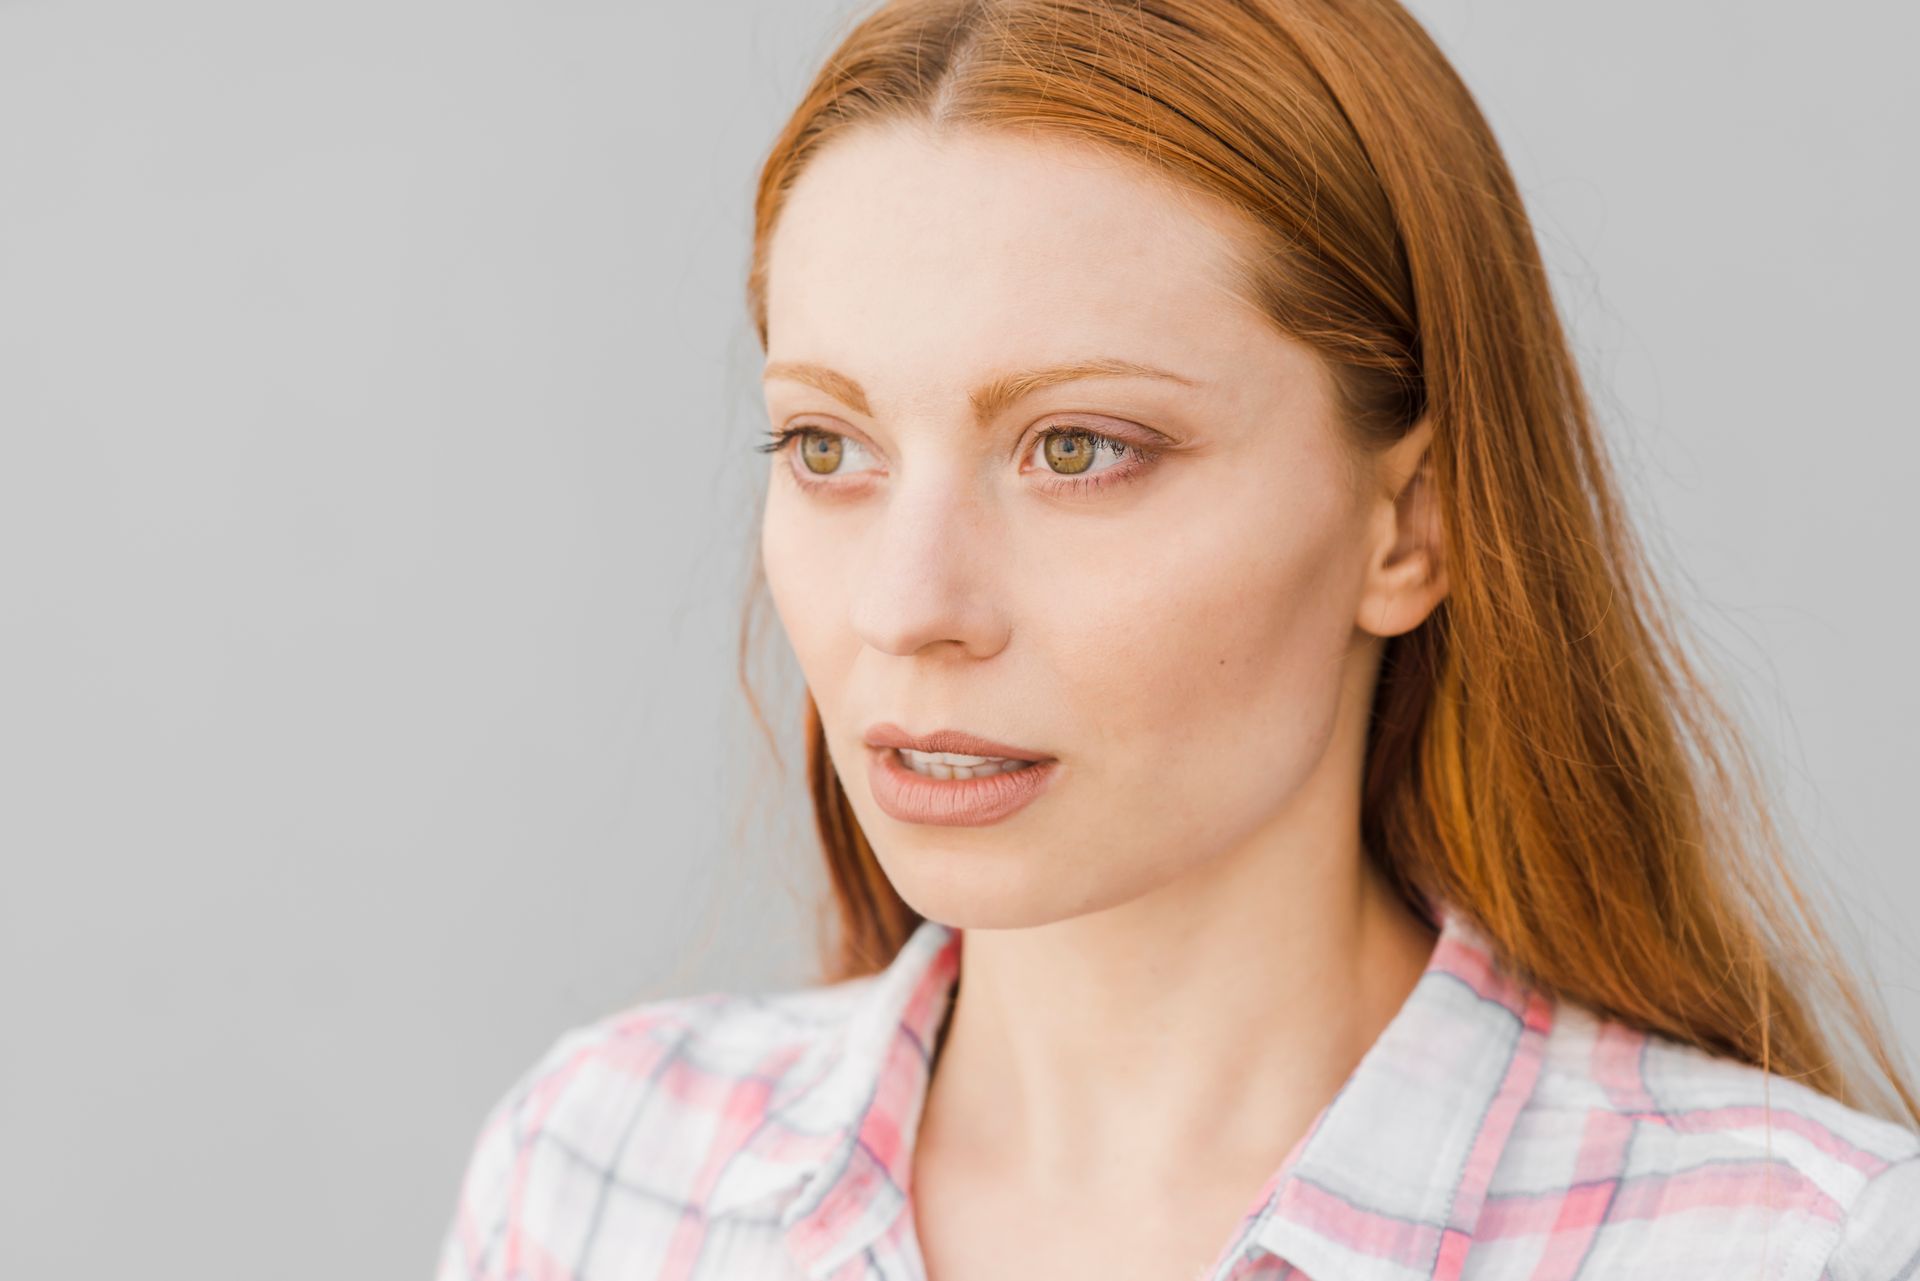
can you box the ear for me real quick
[1355,415,1449,640]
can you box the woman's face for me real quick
[759,125,1440,929]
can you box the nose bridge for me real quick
[848,451,1006,659]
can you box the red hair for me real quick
[734,0,1917,1126]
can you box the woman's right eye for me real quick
[795,428,849,475]
[756,426,880,484]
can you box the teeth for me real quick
[897,747,1035,780]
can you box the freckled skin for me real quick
[756,124,1450,1281]
[759,124,1443,928]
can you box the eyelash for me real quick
[753,424,1160,498]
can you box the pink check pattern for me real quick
[435,900,1920,1279]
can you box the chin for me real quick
[876,839,1152,932]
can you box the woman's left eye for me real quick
[755,422,1158,496]
[1030,428,1135,482]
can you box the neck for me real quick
[917,837,1437,1197]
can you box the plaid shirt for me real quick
[436,900,1920,1279]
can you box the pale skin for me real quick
[757,123,1449,1281]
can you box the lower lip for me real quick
[866,746,1061,827]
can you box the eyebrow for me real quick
[761,357,1201,428]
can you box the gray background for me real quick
[1,2,1912,1276]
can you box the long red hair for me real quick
[733,0,1917,1125]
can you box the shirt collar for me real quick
[1239,900,1557,1280]
[702,916,961,1270]
[705,898,1554,1281]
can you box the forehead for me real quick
[763,125,1262,374]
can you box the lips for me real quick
[863,722,1053,762]
[866,739,1061,826]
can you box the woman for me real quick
[437,1,1919,1277]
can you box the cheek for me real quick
[760,489,852,689]
[1027,468,1363,774]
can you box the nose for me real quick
[847,465,1010,660]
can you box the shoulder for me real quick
[538,973,876,1134]
[1481,996,1920,1277]
[434,976,873,1281]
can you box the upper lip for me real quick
[864,722,1053,762]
